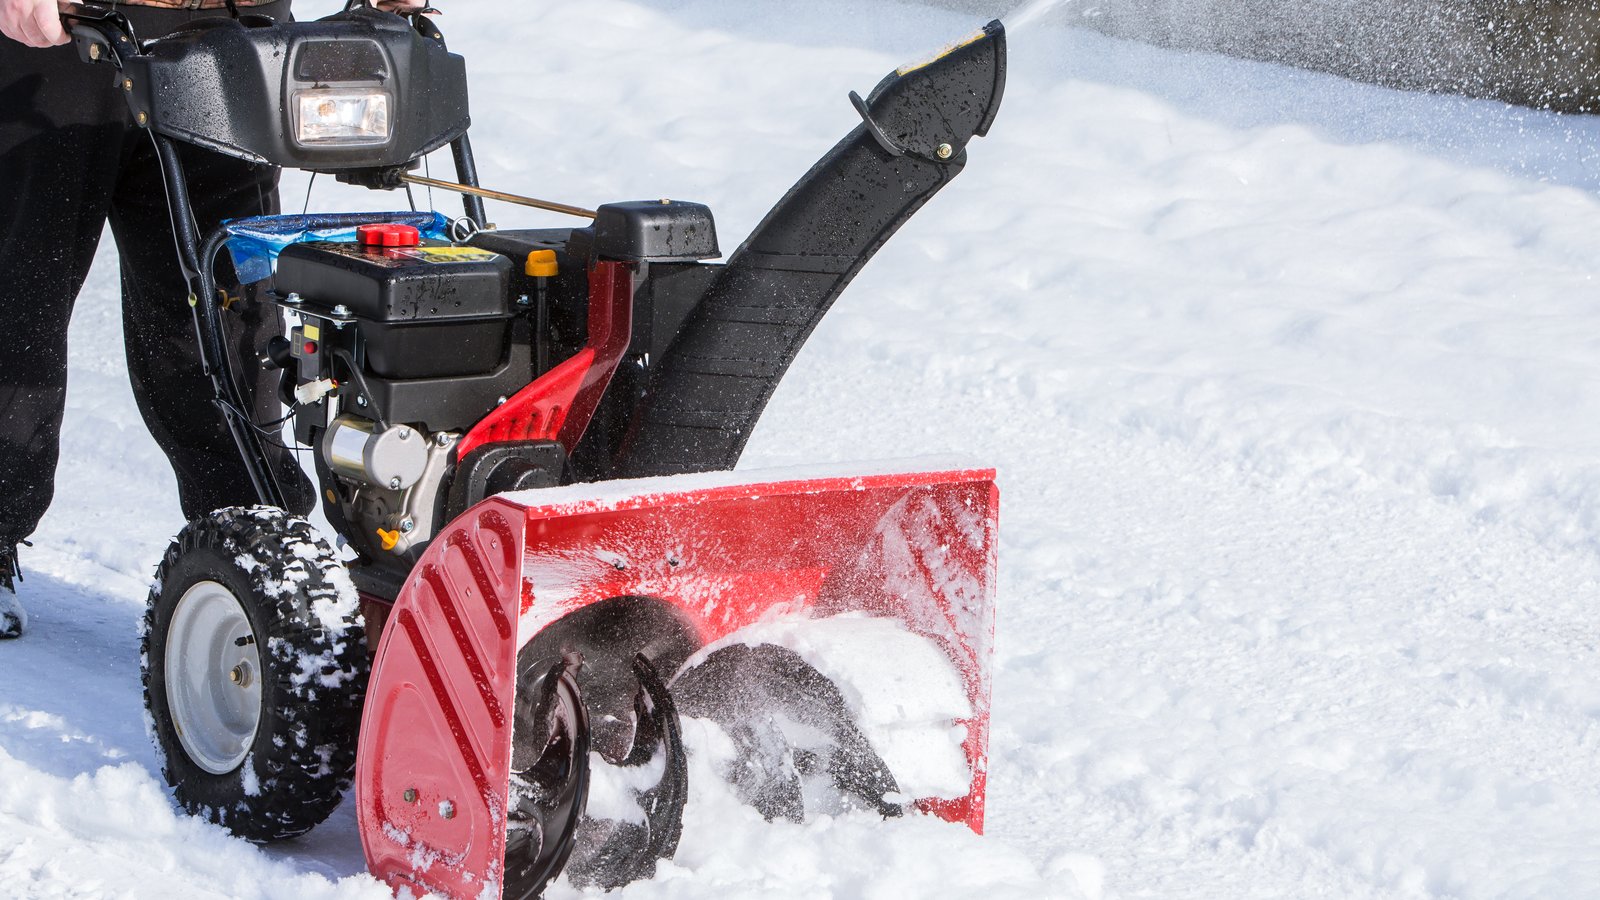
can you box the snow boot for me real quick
[0,542,27,639]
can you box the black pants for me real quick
[0,1,309,543]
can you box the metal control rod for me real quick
[399,174,597,220]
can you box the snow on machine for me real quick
[63,2,1006,896]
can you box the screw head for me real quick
[284,292,302,304]
[388,476,402,490]
[400,518,415,533]
[935,142,954,160]
[440,800,456,819]
[122,78,132,92]
[403,788,417,803]
[496,396,508,406]
[89,43,101,60]
[434,432,452,447]
[355,395,368,407]
[331,304,351,317]
[397,427,412,440]
[135,111,149,127]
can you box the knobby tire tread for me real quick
[141,506,367,843]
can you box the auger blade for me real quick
[564,655,687,891]
[503,659,589,900]
[672,642,901,823]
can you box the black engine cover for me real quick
[276,239,513,379]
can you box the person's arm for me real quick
[0,0,67,48]
[371,1,428,12]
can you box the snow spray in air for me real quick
[1008,0,1076,32]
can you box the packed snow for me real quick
[5,0,1600,897]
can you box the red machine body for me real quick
[455,261,635,460]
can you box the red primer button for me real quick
[357,223,421,247]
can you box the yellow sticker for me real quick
[896,26,988,76]
[402,246,501,263]
[303,323,321,341]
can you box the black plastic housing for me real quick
[467,228,589,369]
[121,8,468,168]
[275,240,513,379]
[362,340,533,433]
[443,442,567,524]
[568,202,720,264]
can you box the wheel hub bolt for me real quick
[229,663,253,688]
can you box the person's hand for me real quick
[0,0,69,48]
[371,0,428,12]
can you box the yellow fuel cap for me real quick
[376,528,400,551]
[525,250,559,278]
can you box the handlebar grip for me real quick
[60,3,137,63]
[66,24,112,64]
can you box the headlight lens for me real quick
[293,89,392,146]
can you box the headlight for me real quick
[293,89,392,146]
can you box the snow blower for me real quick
[63,3,1006,896]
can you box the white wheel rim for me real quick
[166,580,263,775]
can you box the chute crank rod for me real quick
[398,174,597,220]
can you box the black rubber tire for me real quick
[141,506,367,843]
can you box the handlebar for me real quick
[61,1,440,67]
[59,3,139,66]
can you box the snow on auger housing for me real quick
[62,2,1007,896]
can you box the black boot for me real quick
[0,542,27,639]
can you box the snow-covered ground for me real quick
[6,0,1600,897]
